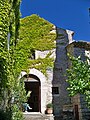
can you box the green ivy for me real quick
[0,0,26,120]
[20,14,56,51]
[0,4,56,120]
[18,14,56,74]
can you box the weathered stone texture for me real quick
[22,26,90,120]
[52,27,90,120]
[35,49,56,60]
[52,28,73,118]
[74,47,86,61]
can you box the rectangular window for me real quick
[52,87,59,95]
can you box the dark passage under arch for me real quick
[24,74,41,112]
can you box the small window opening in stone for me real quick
[29,49,35,59]
[52,87,59,94]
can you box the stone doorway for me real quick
[74,105,79,120]
[24,74,41,112]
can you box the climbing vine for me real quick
[19,14,56,75]
[0,3,56,120]
[0,0,27,120]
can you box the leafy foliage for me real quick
[46,103,53,108]
[20,14,56,51]
[18,14,56,74]
[0,109,12,120]
[66,55,90,107]
[0,0,26,120]
[0,3,56,120]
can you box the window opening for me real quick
[52,87,59,94]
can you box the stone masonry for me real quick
[20,25,90,120]
[52,27,90,120]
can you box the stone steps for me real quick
[23,112,54,120]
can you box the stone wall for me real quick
[52,27,74,118]
[21,25,90,120]
[52,27,90,120]
[35,49,56,60]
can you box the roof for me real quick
[66,41,90,50]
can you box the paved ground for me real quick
[23,112,54,120]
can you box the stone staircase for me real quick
[23,112,54,120]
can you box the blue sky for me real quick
[21,0,90,42]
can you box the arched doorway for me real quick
[24,74,41,112]
[21,68,47,113]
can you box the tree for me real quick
[66,55,90,107]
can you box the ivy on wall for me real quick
[18,14,56,74]
[0,3,56,119]
[0,0,27,120]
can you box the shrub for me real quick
[46,103,53,108]
[0,109,12,120]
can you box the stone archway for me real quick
[20,68,47,114]
[24,74,41,112]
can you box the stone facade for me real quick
[20,25,90,120]
[52,27,74,119]
[52,27,90,120]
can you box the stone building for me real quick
[52,27,90,120]
[19,15,90,120]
